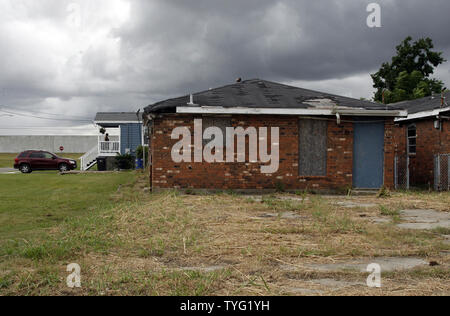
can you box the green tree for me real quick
[371,36,446,103]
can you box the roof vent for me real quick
[187,94,196,105]
[236,77,242,83]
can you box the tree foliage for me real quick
[371,36,446,104]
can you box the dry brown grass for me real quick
[1,175,449,296]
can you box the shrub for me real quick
[136,146,149,165]
[115,153,135,170]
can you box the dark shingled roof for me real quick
[391,91,450,115]
[95,112,143,122]
[145,79,403,114]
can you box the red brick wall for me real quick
[393,119,450,187]
[150,114,395,191]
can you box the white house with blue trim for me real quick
[80,112,144,170]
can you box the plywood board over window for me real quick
[299,119,327,176]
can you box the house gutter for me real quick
[176,106,407,117]
[94,121,142,125]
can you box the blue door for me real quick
[353,122,385,188]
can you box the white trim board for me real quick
[94,121,142,125]
[395,106,450,122]
[176,106,407,117]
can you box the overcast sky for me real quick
[0,0,450,135]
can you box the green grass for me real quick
[0,172,136,249]
[0,153,84,169]
[432,227,450,235]
[0,153,18,168]
[0,176,448,295]
[379,205,400,216]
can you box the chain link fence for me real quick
[434,154,450,191]
[395,155,410,190]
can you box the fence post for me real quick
[447,155,450,191]
[435,155,441,191]
[394,155,398,190]
[406,155,410,190]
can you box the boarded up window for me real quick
[299,119,327,176]
[202,117,231,147]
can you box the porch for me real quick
[80,112,144,171]
[98,135,121,157]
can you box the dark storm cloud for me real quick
[113,0,450,98]
[1,0,450,133]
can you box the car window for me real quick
[29,152,44,158]
[43,153,54,159]
[18,152,29,158]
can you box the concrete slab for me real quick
[247,195,308,203]
[179,266,227,273]
[278,196,309,202]
[367,217,391,224]
[280,212,305,220]
[246,195,263,202]
[443,235,450,245]
[255,212,305,220]
[305,257,427,273]
[396,209,450,230]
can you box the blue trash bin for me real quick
[135,158,143,170]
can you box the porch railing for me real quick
[80,146,99,171]
[99,141,120,154]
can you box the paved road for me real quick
[0,168,19,174]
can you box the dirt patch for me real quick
[309,278,365,288]
[335,201,378,209]
[283,287,324,295]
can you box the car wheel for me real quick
[59,163,69,172]
[20,164,31,174]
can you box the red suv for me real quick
[14,150,77,173]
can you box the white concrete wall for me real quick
[0,136,98,153]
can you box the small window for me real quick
[299,119,327,176]
[407,124,417,155]
[29,152,44,158]
[42,152,54,159]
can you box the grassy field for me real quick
[0,153,84,169]
[0,172,449,296]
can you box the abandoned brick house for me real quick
[144,79,407,192]
[392,91,450,189]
